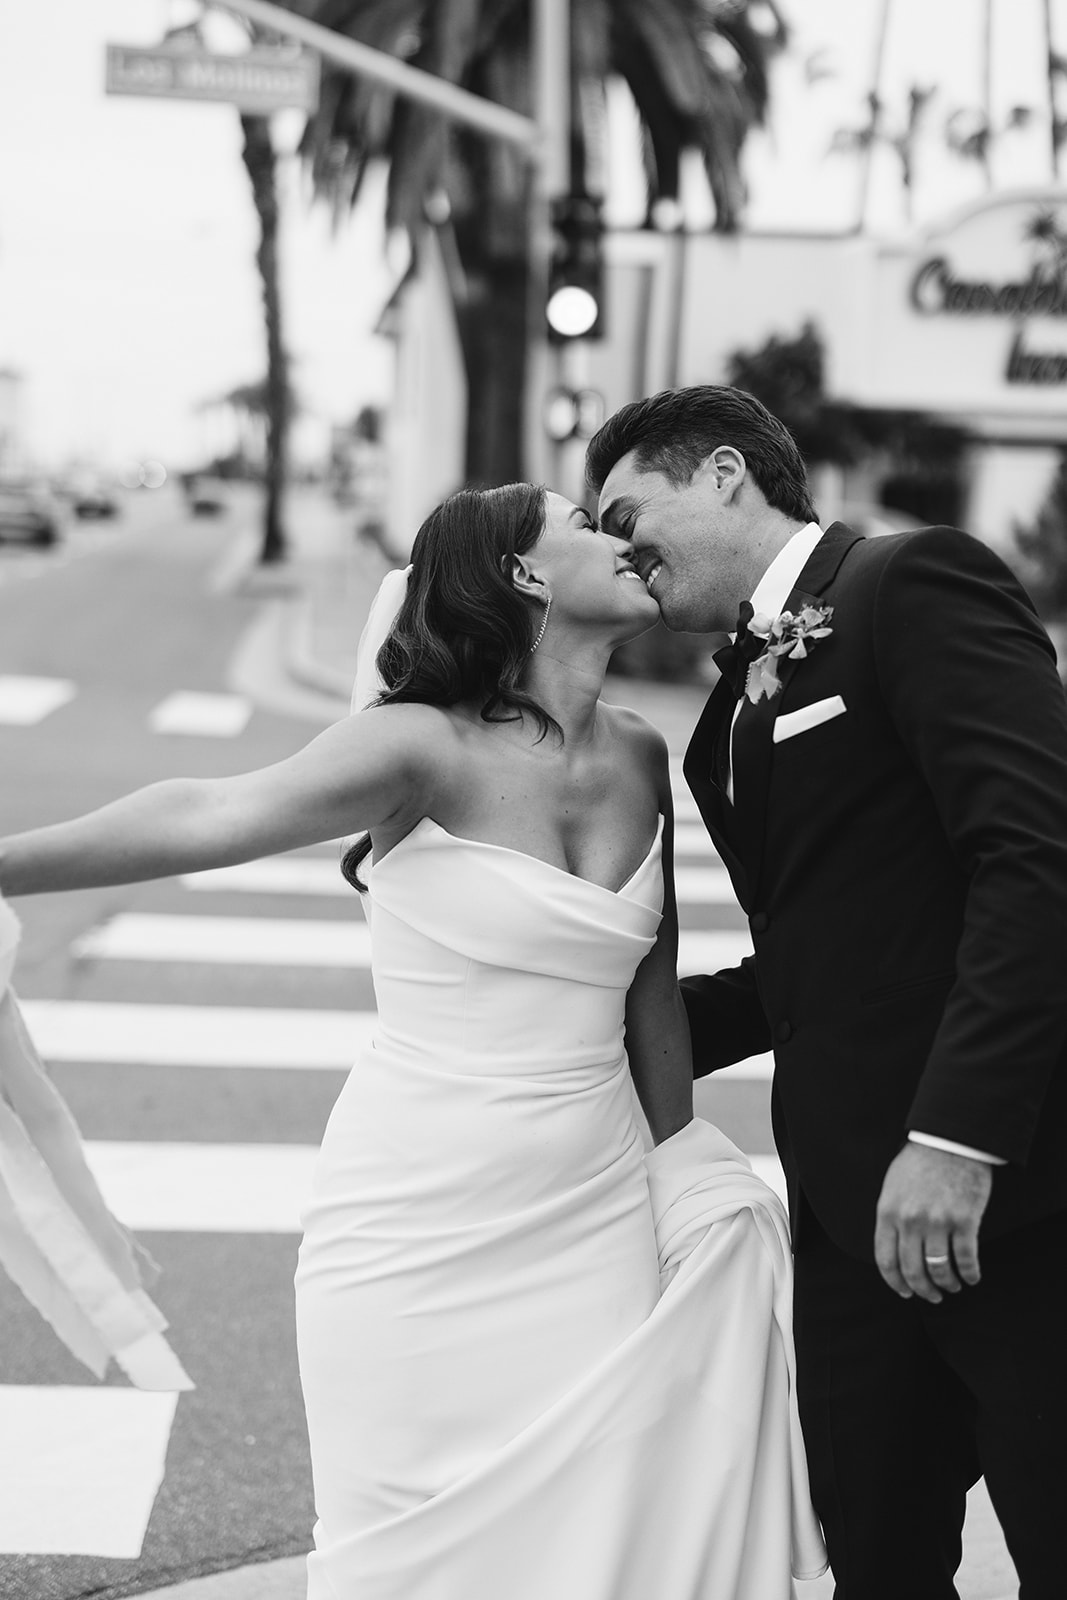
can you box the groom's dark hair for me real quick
[585,385,817,523]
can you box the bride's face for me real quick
[529,491,659,639]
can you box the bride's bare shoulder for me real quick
[600,700,669,766]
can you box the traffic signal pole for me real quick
[209,0,571,484]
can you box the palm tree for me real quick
[239,112,291,562]
[285,0,785,486]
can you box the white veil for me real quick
[351,564,413,715]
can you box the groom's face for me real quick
[596,451,743,634]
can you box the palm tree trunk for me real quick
[240,113,289,564]
[1043,0,1061,179]
[980,0,993,189]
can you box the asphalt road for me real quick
[0,487,764,1600]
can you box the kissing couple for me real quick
[3,384,1066,1599]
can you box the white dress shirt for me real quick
[724,524,1002,1170]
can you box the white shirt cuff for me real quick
[908,1131,1007,1166]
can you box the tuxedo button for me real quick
[750,912,769,934]
[775,1020,793,1042]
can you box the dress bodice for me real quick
[363,817,663,1075]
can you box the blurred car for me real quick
[70,476,121,520]
[179,472,226,517]
[0,478,61,547]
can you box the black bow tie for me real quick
[712,601,762,701]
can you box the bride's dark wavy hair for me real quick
[341,482,560,890]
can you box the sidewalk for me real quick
[133,489,1018,1600]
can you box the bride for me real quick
[0,482,825,1598]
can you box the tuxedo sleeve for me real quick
[874,526,1067,1163]
[680,956,772,1077]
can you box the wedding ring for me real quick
[923,1253,950,1265]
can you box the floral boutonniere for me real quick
[745,604,834,704]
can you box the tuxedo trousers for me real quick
[792,1203,1067,1600]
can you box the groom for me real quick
[587,386,1067,1598]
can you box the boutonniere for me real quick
[745,604,834,704]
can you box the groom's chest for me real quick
[686,589,894,894]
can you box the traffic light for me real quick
[546,194,604,343]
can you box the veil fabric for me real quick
[351,565,413,715]
[0,891,192,1389]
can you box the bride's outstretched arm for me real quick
[0,701,444,896]
[625,801,694,1146]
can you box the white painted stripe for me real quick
[73,913,371,967]
[750,1154,787,1206]
[0,674,76,725]
[673,865,738,905]
[0,1387,179,1556]
[673,822,717,857]
[694,1051,775,1085]
[20,1000,370,1068]
[73,914,752,973]
[179,855,737,906]
[81,1142,785,1234]
[180,857,353,897]
[85,1142,317,1232]
[20,1000,772,1080]
[149,691,251,737]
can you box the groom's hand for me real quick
[874,1144,993,1304]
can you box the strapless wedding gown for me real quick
[294,817,825,1599]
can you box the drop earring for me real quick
[530,595,551,652]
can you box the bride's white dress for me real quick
[294,816,825,1599]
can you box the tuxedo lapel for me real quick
[730,523,864,898]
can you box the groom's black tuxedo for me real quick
[682,521,1067,1593]
[681,522,1067,1260]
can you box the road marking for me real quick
[19,1000,371,1068]
[80,1141,786,1233]
[0,674,76,725]
[180,857,355,897]
[86,1142,317,1232]
[673,822,717,856]
[149,691,252,737]
[0,1387,179,1557]
[72,914,753,973]
[704,1052,775,1082]
[18,1001,774,1080]
[674,866,738,905]
[74,913,372,967]
[750,1155,787,1204]
[177,855,738,906]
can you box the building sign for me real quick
[907,204,1067,390]
[830,188,1067,417]
[105,43,320,114]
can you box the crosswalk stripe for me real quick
[0,674,76,725]
[0,1387,179,1558]
[180,858,355,897]
[87,1141,317,1231]
[72,914,753,973]
[673,822,716,856]
[18,1001,774,1079]
[178,856,738,906]
[19,1000,370,1068]
[80,1141,786,1232]
[148,691,252,737]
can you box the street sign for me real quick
[105,43,320,114]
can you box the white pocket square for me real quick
[773,694,847,743]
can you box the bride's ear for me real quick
[508,555,548,604]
